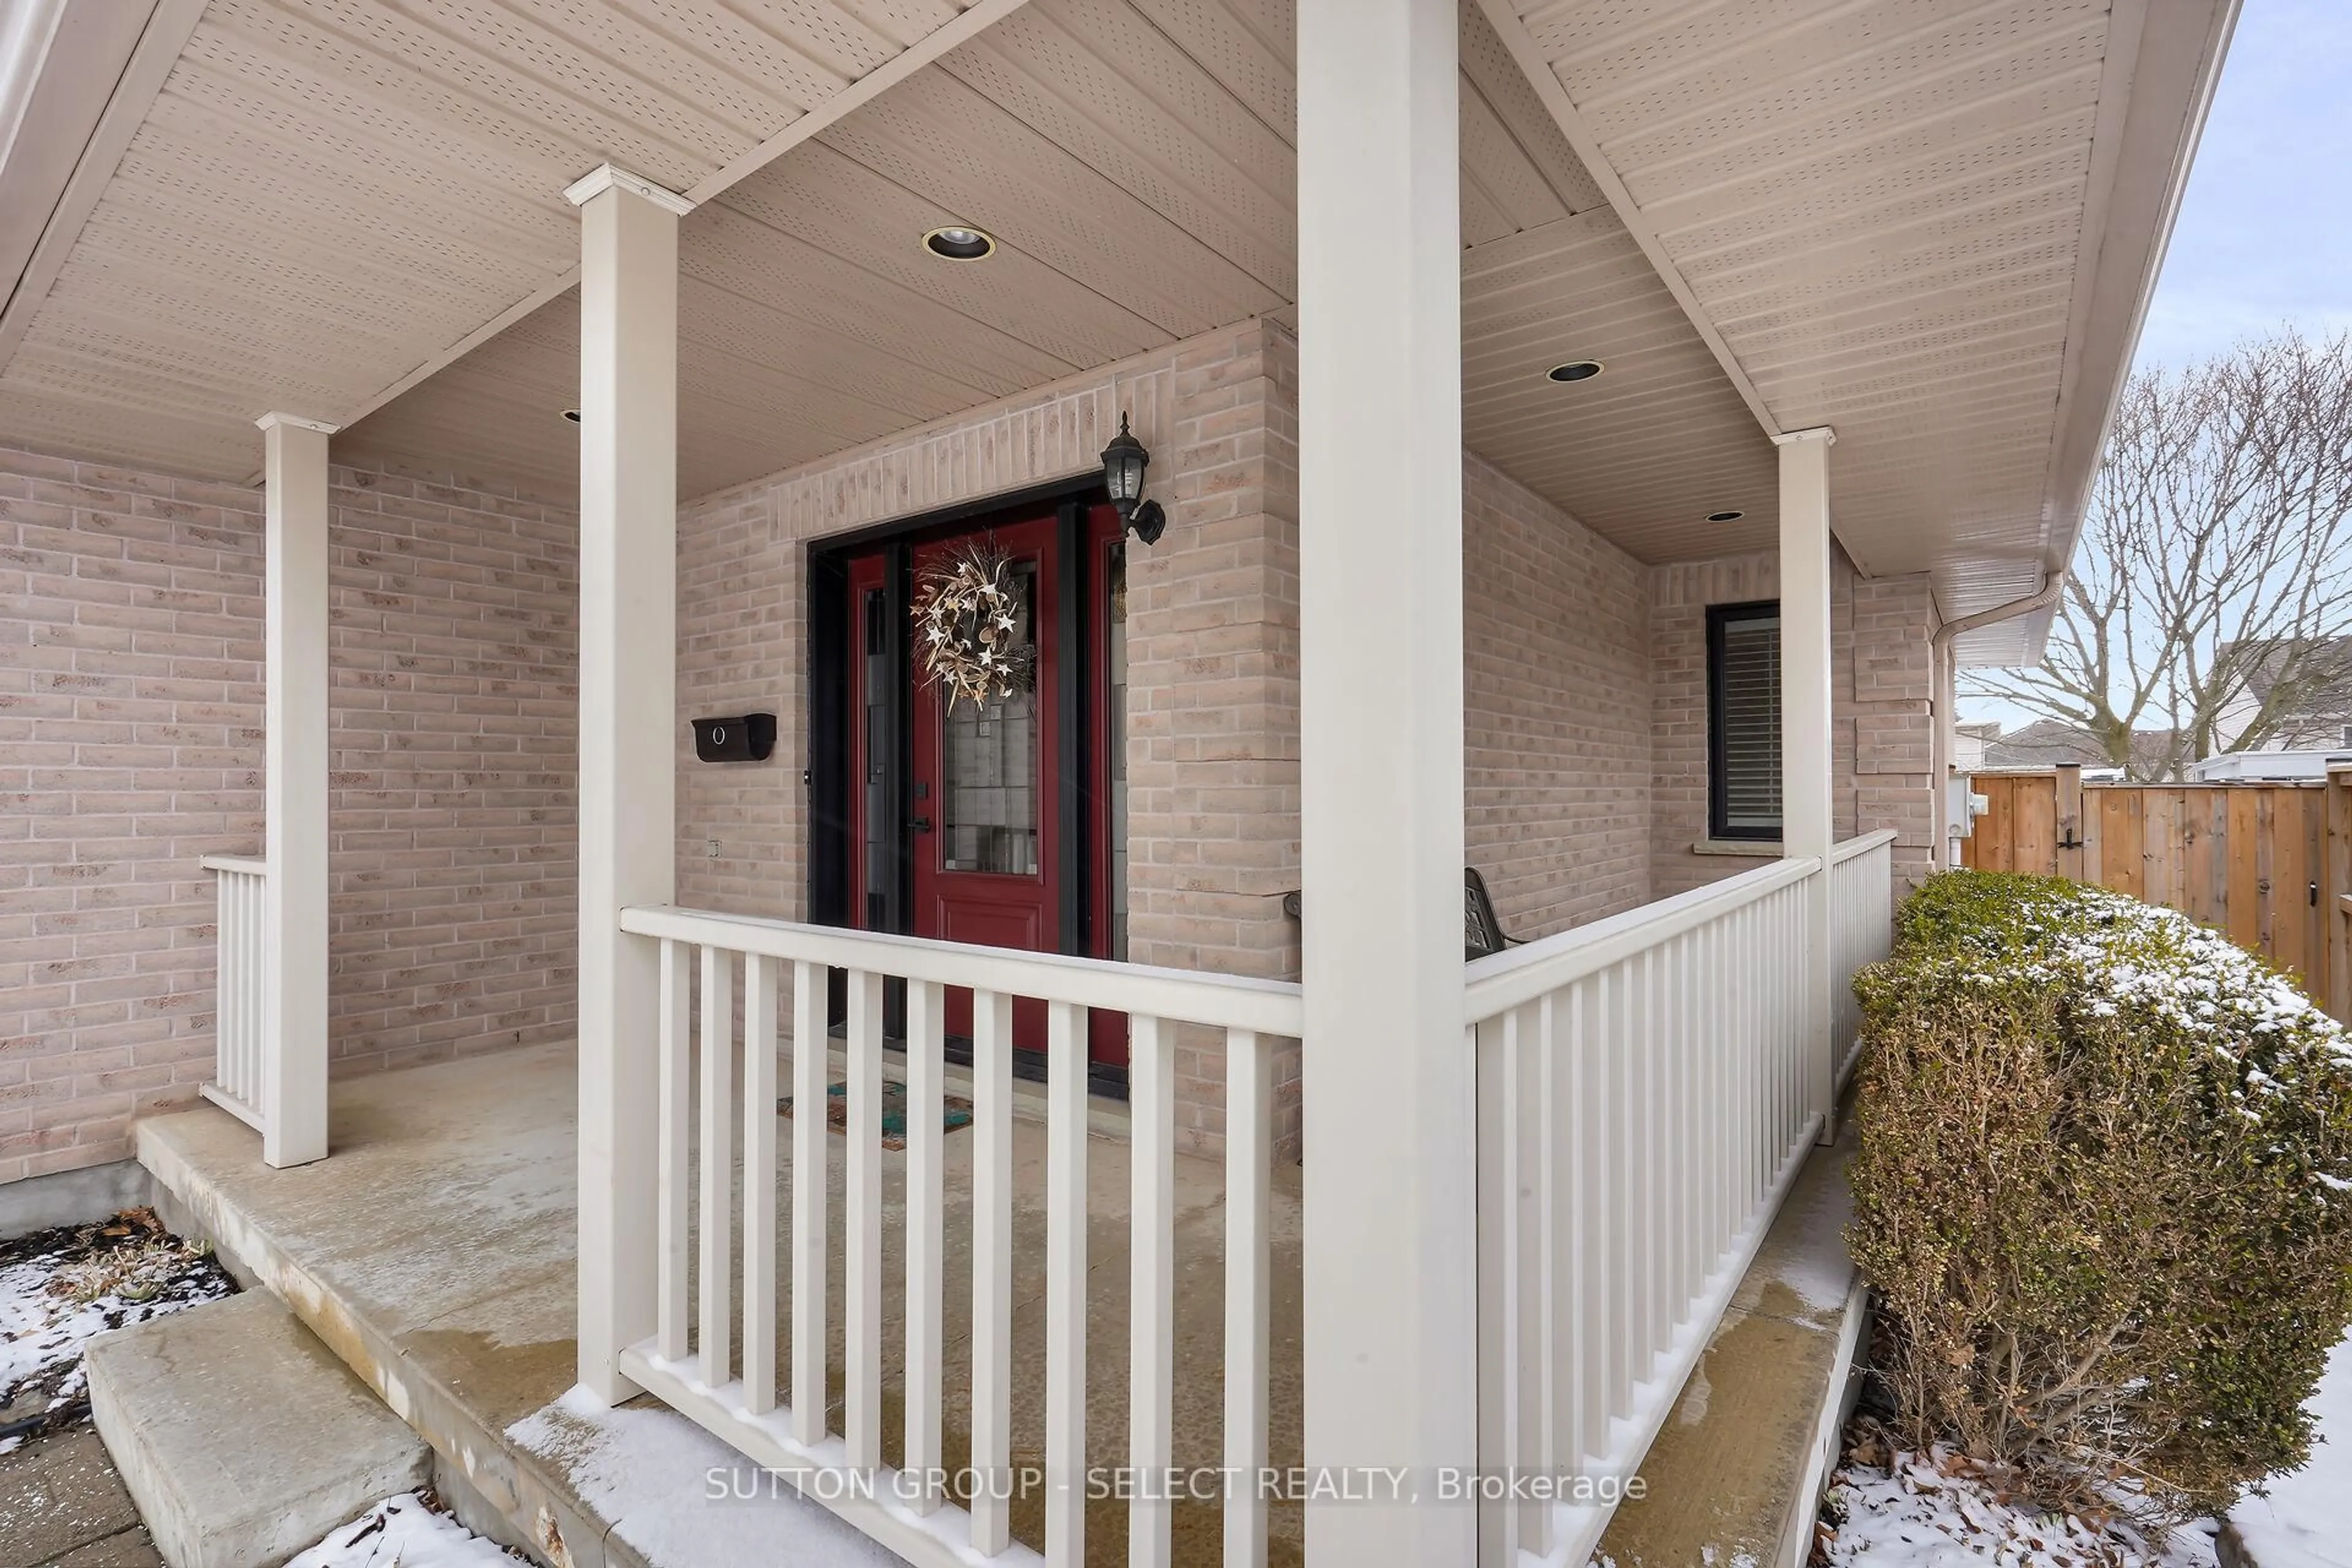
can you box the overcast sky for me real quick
[2130,0,2352,369]
[1959,0,2346,726]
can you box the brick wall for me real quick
[671,326,1667,1156]
[6,349,1943,1183]
[0,443,576,1183]
[1,450,264,1182]
[324,467,577,1076]
[673,318,1305,1156]
[1464,454,1653,938]
[1648,549,1937,900]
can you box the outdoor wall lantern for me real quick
[1100,413,1166,546]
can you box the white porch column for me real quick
[1297,0,1472,1559]
[568,162,688,1403]
[1775,426,1837,1142]
[256,412,334,1169]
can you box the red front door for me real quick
[909,516,1063,967]
[840,505,1130,1075]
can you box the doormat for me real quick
[778,1080,974,1151]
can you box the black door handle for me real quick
[910,816,932,833]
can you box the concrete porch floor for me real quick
[135,1040,1308,1568]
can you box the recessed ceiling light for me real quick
[1546,360,1604,383]
[562,408,582,424]
[923,225,997,261]
[1707,510,1744,523]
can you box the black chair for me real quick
[1280,869,1523,962]
[1463,867,1522,960]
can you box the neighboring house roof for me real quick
[2225,637,2352,741]
[1978,720,2179,773]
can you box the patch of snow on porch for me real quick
[507,1386,902,1568]
[2227,1338,2352,1568]
[287,1493,517,1566]
[1770,1161,1856,1316]
[1820,1447,2218,1567]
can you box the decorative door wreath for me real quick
[911,537,1036,711]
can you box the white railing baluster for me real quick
[1501,1006,1536,1560]
[1044,998,1088,1568]
[742,953,777,1415]
[905,978,946,1516]
[203,858,273,1134]
[1580,973,1599,1476]
[221,872,236,1099]
[1661,935,1685,1322]
[790,958,828,1448]
[241,873,257,1103]
[658,938,691,1364]
[1224,1028,1271,1568]
[1534,992,1559,1556]
[598,907,1306,1568]
[1757,898,1771,1153]
[970,987,1015,1558]
[221,870,238,1101]
[1645,946,1667,1354]
[845,967,883,1471]
[700,944,735,1390]
[1128,1014,1175,1568]
[1457,848,1883,1566]
[1607,963,1633,1417]
[1681,932,1703,1308]
[1829,832,1896,1091]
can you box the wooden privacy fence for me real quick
[1961,764,2352,1020]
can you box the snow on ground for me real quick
[286,1493,518,1567]
[1819,1445,2218,1568]
[2227,1339,2352,1568]
[508,1385,903,1567]
[0,1209,235,1450]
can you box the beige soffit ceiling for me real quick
[1478,0,2239,662]
[0,0,1046,484]
[0,0,2233,605]
[340,0,1302,503]
[339,0,1790,563]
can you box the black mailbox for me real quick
[692,713,776,763]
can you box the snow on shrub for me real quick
[1847,870,2352,1520]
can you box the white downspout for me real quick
[1929,573,2067,864]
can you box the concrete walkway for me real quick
[138,1040,1307,1568]
[0,1428,159,1568]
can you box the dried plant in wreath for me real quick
[911,537,1035,711]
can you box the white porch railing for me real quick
[612,904,1303,1568]
[200,855,270,1131]
[1468,844,1893,1566]
[1830,829,1898,1089]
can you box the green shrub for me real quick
[1847,870,2352,1519]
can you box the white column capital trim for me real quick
[1771,425,1836,447]
[565,163,694,216]
[255,412,339,435]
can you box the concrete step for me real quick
[83,1292,431,1568]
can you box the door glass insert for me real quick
[941,561,1040,876]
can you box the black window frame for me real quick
[1706,599,1783,842]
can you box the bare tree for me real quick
[1966,329,2352,779]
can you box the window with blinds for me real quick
[1707,602,1782,840]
